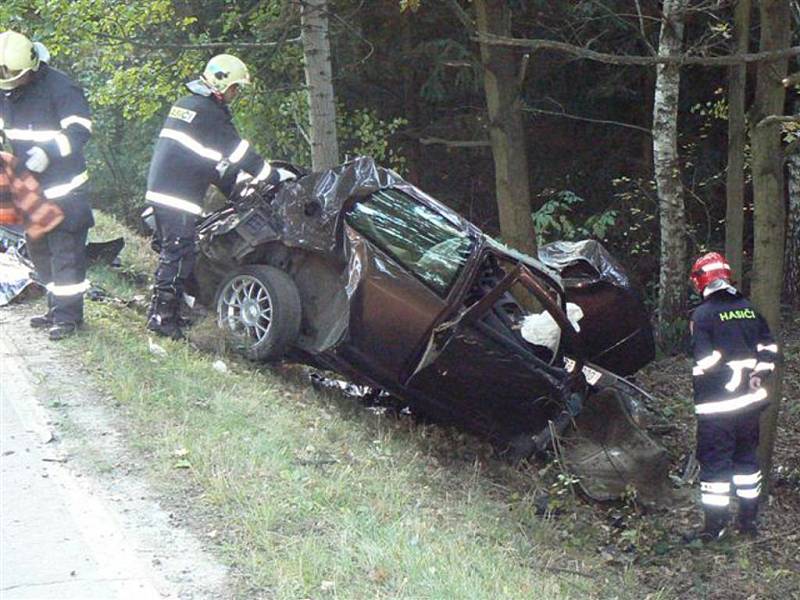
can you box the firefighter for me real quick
[145,53,279,339]
[1,30,94,340]
[688,252,779,540]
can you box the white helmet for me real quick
[0,30,40,90]
[201,54,251,94]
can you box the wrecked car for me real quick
[189,157,671,504]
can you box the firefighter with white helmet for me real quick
[1,30,94,340]
[145,53,280,339]
[686,252,779,541]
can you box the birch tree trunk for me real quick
[750,0,791,490]
[301,0,339,171]
[474,0,536,258]
[652,0,688,335]
[785,112,800,308]
[725,0,752,285]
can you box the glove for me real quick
[25,147,50,173]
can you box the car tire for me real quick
[215,265,301,361]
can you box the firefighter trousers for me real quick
[152,206,198,300]
[696,406,763,516]
[27,226,89,325]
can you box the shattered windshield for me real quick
[346,189,473,296]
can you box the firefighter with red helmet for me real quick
[687,252,778,540]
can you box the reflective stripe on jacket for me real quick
[146,83,273,215]
[691,289,778,416]
[0,65,92,204]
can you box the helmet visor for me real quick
[0,65,28,89]
[0,65,22,79]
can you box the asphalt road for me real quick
[0,307,228,600]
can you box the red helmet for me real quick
[690,252,732,294]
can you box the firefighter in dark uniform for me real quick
[1,30,94,340]
[688,252,778,540]
[146,53,279,339]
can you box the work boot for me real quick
[147,290,184,340]
[147,316,184,340]
[683,509,729,544]
[736,501,759,537]
[30,313,54,329]
[49,322,78,341]
[147,290,183,340]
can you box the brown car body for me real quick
[190,157,670,504]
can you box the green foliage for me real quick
[2,0,415,225]
[531,190,618,246]
[338,108,408,171]
[608,176,665,258]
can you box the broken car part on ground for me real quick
[0,224,124,305]
[192,157,670,504]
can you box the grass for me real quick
[63,212,658,599]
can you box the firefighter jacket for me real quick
[0,64,93,231]
[0,151,64,240]
[146,80,276,217]
[691,288,778,417]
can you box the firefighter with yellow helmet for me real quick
[1,30,94,340]
[145,53,280,339]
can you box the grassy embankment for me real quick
[60,211,660,599]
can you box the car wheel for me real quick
[215,265,301,361]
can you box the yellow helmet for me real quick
[0,30,40,90]
[202,54,251,94]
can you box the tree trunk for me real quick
[725,0,752,285]
[474,0,536,258]
[401,13,422,185]
[784,40,800,307]
[750,0,791,491]
[652,0,688,335]
[785,104,800,307]
[301,0,339,171]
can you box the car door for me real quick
[404,253,583,440]
[340,188,474,385]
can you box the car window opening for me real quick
[462,253,565,366]
[345,189,473,297]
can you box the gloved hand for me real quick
[25,146,50,173]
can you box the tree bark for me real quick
[474,0,536,258]
[653,0,688,335]
[301,0,339,171]
[750,0,791,491]
[784,38,800,308]
[785,99,800,308]
[725,0,752,285]
[401,13,422,185]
